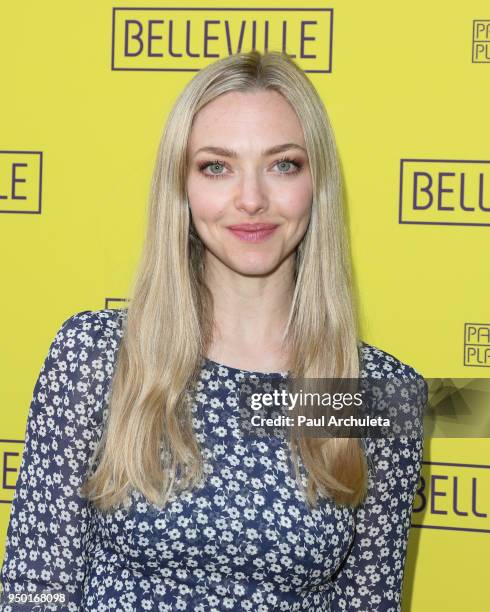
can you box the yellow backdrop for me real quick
[1,1,489,610]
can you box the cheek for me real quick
[187,180,226,223]
[277,182,313,220]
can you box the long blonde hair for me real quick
[81,50,368,512]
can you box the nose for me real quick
[234,168,268,215]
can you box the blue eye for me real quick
[197,156,303,180]
[274,157,302,175]
[276,160,294,173]
[198,160,226,179]
[208,162,225,175]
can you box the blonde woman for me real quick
[0,50,427,611]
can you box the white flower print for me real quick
[0,309,427,611]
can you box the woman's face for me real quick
[186,89,313,277]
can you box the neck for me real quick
[203,251,296,368]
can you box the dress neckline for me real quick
[203,356,289,377]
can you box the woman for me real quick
[0,50,427,611]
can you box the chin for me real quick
[227,255,282,277]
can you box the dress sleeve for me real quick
[329,367,428,612]
[0,311,110,612]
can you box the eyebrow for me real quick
[192,143,307,159]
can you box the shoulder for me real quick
[46,308,128,392]
[357,339,427,387]
[54,307,128,353]
[356,342,428,478]
[357,339,428,422]
[40,308,129,428]
[357,340,428,444]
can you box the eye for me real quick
[197,156,303,180]
[198,160,226,179]
[274,157,302,175]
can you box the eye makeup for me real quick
[197,156,304,180]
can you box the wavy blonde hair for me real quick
[81,50,368,512]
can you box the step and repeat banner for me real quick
[0,1,488,610]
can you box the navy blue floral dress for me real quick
[0,309,427,611]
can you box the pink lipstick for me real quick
[227,223,279,243]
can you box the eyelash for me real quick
[197,156,303,180]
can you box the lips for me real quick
[226,223,279,243]
[227,223,278,231]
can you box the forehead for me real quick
[187,89,305,151]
